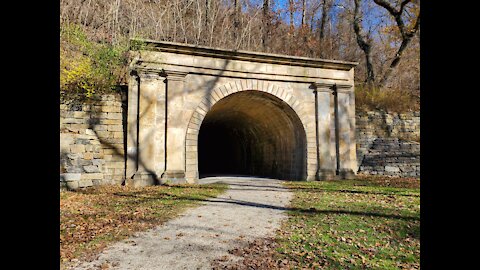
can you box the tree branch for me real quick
[375,0,420,87]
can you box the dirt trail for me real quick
[70,176,293,270]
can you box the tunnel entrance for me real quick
[198,90,307,180]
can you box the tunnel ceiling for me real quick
[199,91,307,180]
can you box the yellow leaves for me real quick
[62,56,92,83]
[60,48,96,97]
[60,23,130,101]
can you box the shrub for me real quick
[355,84,419,113]
[60,23,129,102]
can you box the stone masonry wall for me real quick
[60,93,127,189]
[59,93,419,188]
[355,111,420,177]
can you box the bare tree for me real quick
[318,0,333,58]
[289,0,295,31]
[319,0,331,40]
[233,0,241,40]
[373,0,420,87]
[205,0,210,36]
[301,0,307,26]
[59,0,420,96]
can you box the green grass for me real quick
[60,183,227,269]
[276,178,420,269]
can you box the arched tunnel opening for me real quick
[198,90,307,180]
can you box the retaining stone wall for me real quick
[60,93,127,189]
[355,111,420,177]
[59,94,420,189]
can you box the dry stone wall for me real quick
[355,111,420,177]
[60,93,126,189]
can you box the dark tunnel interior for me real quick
[198,90,307,180]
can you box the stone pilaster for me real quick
[131,69,164,186]
[161,70,189,183]
[126,70,139,179]
[334,83,356,179]
[348,87,357,173]
[312,82,335,180]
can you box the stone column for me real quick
[126,70,139,179]
[131,69,164,186]
[348,88,358,172]
[334,84,356,179]
[312,82,335,180]
[161,70,189,182]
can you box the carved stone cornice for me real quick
[311,82,353,94]
[333,83,353,93]
[162,69,189,81]
[312,82,335,92]
[130,39,358,70]
[135,67,162,80]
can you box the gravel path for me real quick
[71,176,293,270]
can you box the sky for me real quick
[241,0,395,39]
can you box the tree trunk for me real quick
[353,0,375,85]
[205,0,209,35]
[234,0,241,40]
[289,0,294,31]
[319,0,328,40]
[262,0,270,51]
[318,0,331,58]
[301,0,306,26]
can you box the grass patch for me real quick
[60,183,226,269]
[276,176,420,269]
[355,84,420,113]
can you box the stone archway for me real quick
[198,90,307,180]
[184,81,312,182]
[126,40,358,186]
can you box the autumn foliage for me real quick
[60,0,419,112]
[60,23,129,102]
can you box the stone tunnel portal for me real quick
[198,90,307,180]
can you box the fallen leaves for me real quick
[60,183,226,269]
[354,175,420,189]
[211,238,291,270]
[214,176,420,269]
